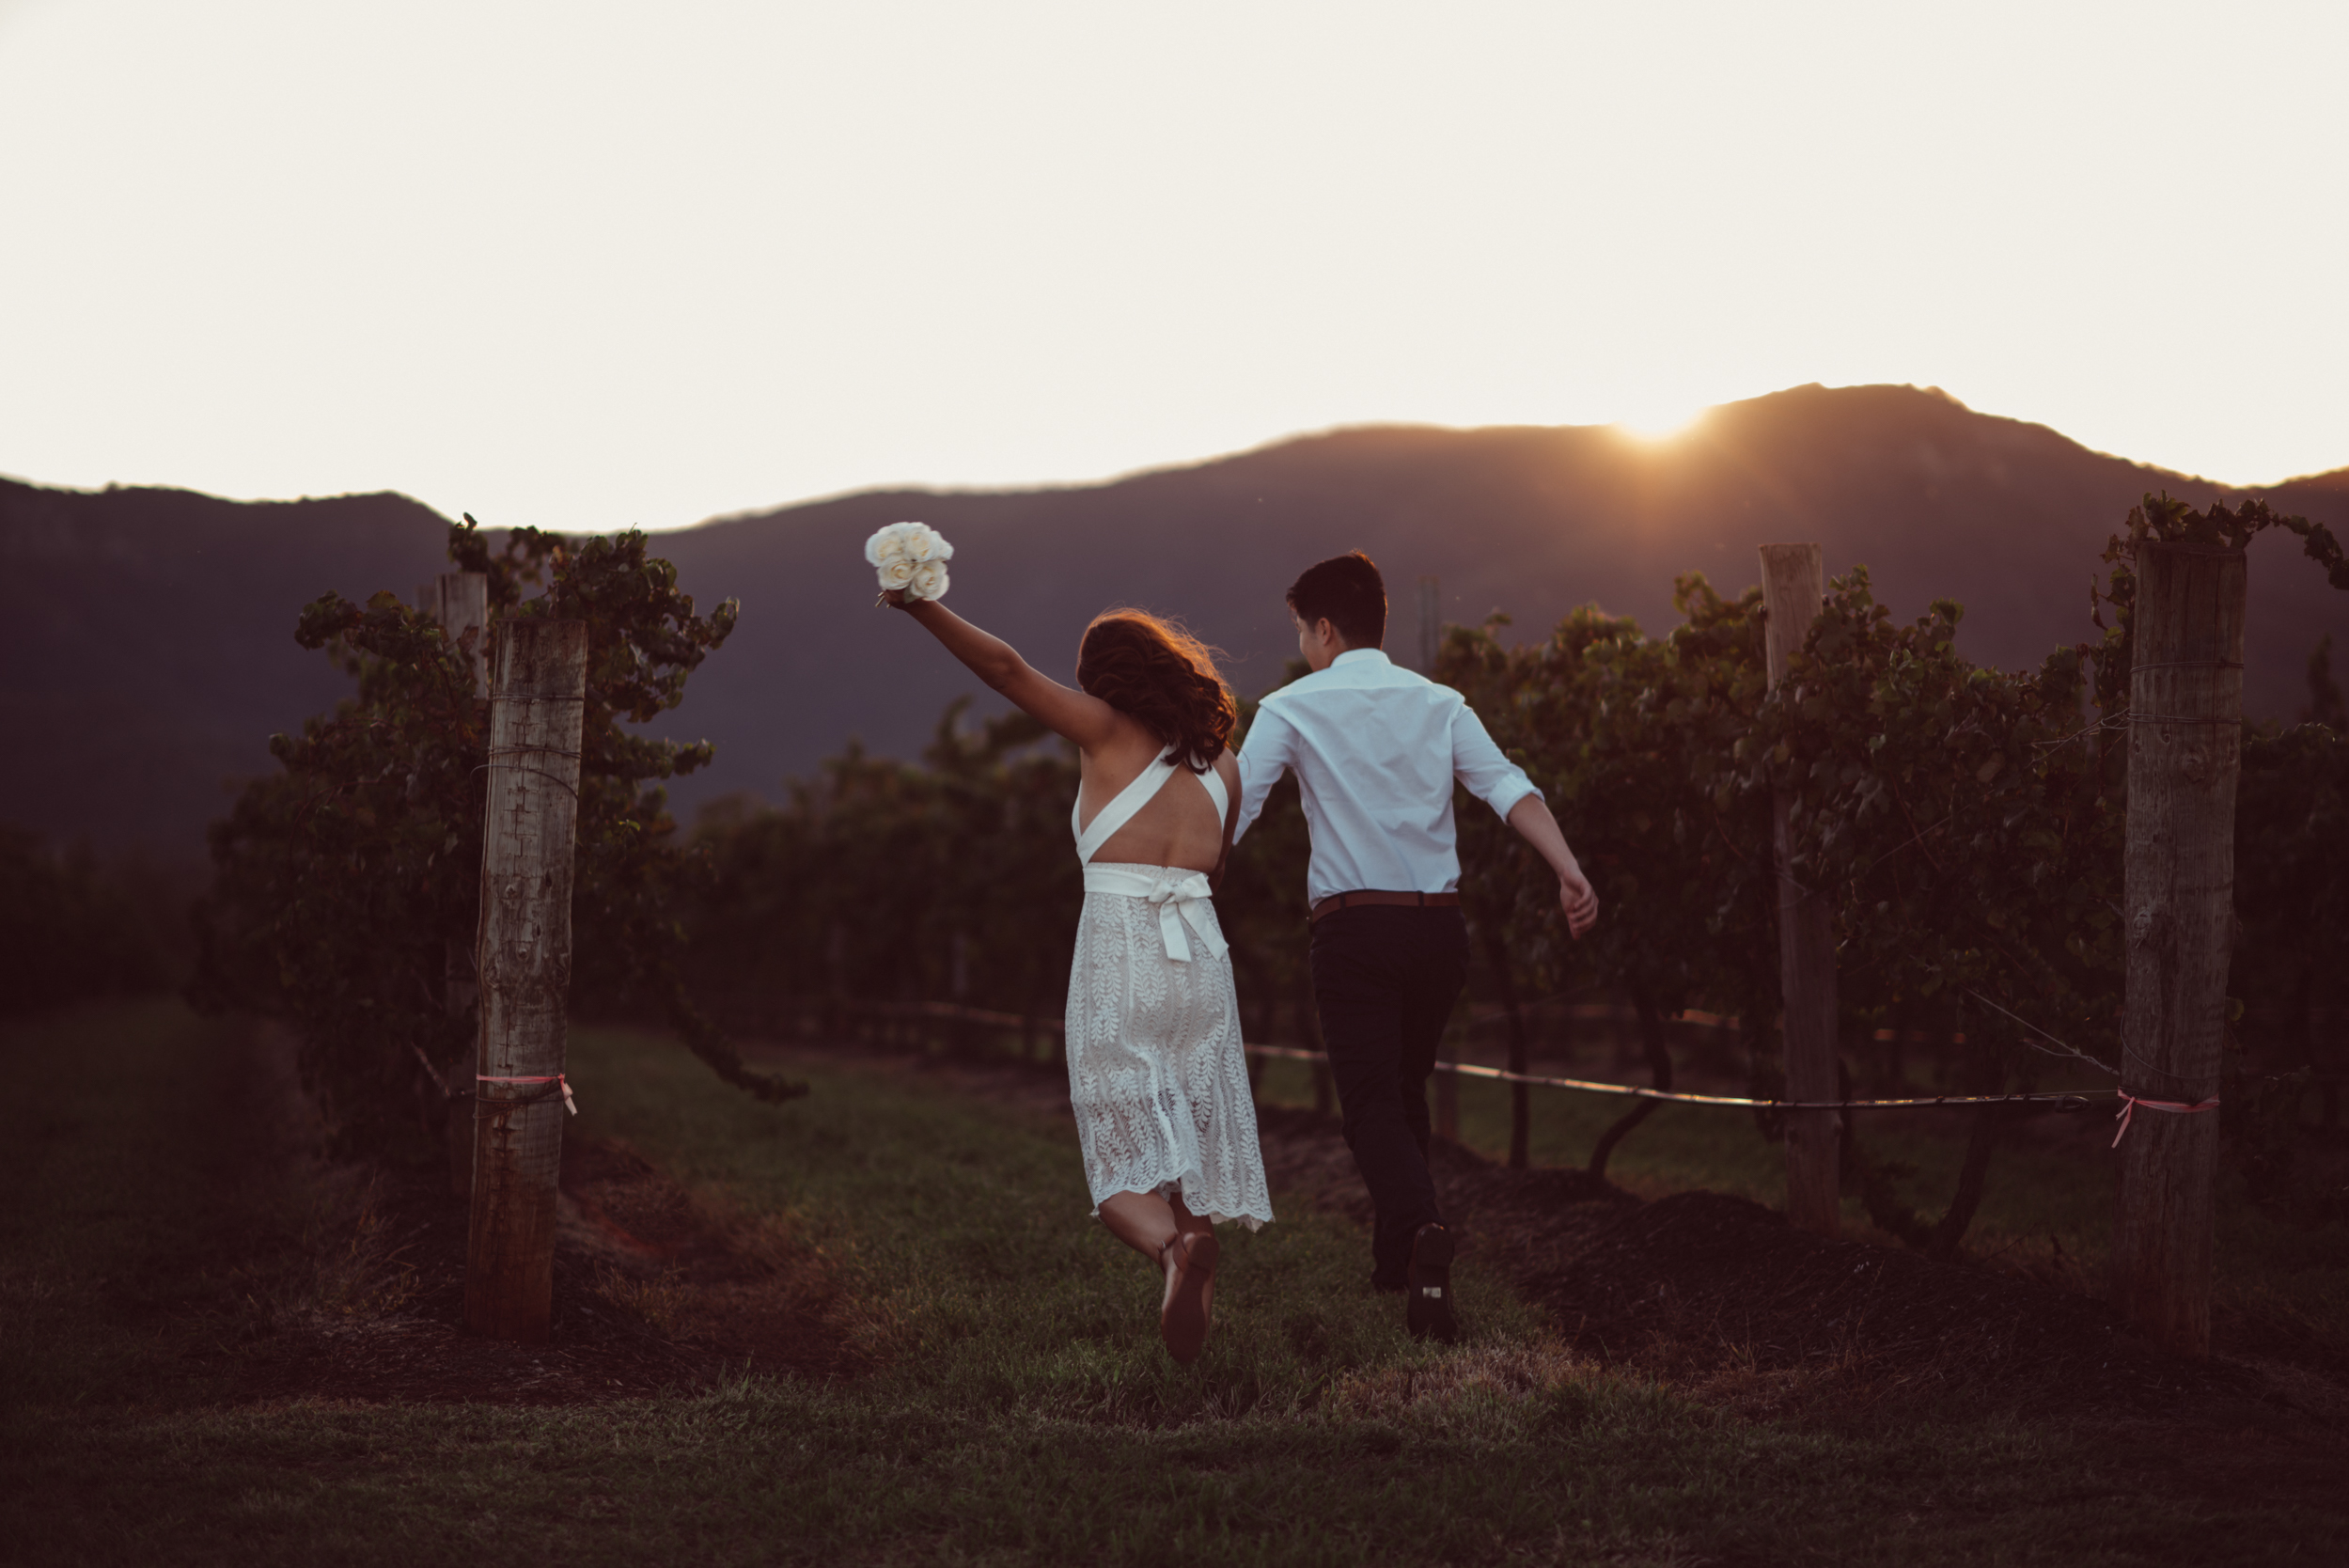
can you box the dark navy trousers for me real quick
[1308,904,1470,1288]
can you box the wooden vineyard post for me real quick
[2112,540,2246,1356]
[428,572,492,698]
[466,619,589,1341]
[426,572,491,1198]
[1420,573,1463,1142]
[1760,544,1840,1235]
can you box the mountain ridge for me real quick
[6,384,2343,855]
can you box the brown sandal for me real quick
[1158,1230,1219,1364]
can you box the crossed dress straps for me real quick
[1072,751,1229,963]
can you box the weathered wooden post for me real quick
[466,618,588,1341]
[424,572,492,1197]
[1420,574,1463,1143]
[1760,543,1840,1235]
[2112,540,2245,1356]
[428,572,492,697]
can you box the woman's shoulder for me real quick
[1081,715,1168,774]
[1082,704,1153,748]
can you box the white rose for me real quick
[909,560,949,601]
[866,523,915,567]
[905,524,942,562]
[877,557,917,590]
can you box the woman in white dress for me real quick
[884,591,1274,1362]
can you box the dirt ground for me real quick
[230,1125,867,1406]
[236,1038,2349,1470]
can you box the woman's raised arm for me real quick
[887,594,1121,751]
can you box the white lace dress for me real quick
[1065,753,1274,1231]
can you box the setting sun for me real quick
[1613,400,1710,443]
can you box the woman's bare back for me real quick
[1076,725,1237,872]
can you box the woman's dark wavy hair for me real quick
[1075,611,1237,773]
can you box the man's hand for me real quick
[1503,793,1599,939]
[1558,864,1599,939]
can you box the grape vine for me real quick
[192,519,802,1154]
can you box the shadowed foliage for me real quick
[189,520,799,1152]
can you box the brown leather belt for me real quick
[1309,890,1462,923]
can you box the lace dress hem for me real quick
[1088,1177,1271,1233]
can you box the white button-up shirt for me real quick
[1233,648,1541,903]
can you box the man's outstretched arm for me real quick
[1505,793,1600,938]
[1451,703,1599,937]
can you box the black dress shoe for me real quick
[1406,1222,1459,1343]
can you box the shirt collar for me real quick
[1330,649,1390,669]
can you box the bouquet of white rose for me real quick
[866,522,953,604]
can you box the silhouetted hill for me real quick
[646,384,2349,823]
[6,384,2344,854]
[0,481,450,852]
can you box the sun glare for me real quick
[1612,400,1709,443]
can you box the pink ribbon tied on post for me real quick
[478,1072,579,1115]
[2110,1090,2216,1147]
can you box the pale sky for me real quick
[3,1,2343,534]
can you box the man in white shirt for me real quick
[1233,552,1599,1341]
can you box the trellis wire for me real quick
[828,998,2113,1113]
[1239,1042,2106,1112]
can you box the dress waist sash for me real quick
[1082,864,1228,964]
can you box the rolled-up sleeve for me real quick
[1231,706,1297,842]
[1451,702,1541,820]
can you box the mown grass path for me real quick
[4,1002,2344,1566]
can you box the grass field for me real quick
[3,1000,2344,1566]
[1255,1052,2349,1351]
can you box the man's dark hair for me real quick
[1286,552,1386,650]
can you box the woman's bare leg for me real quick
[1101,1189,1220,1362]
[1168,1193,1216,1321]
[1098,1190,1181,1263]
